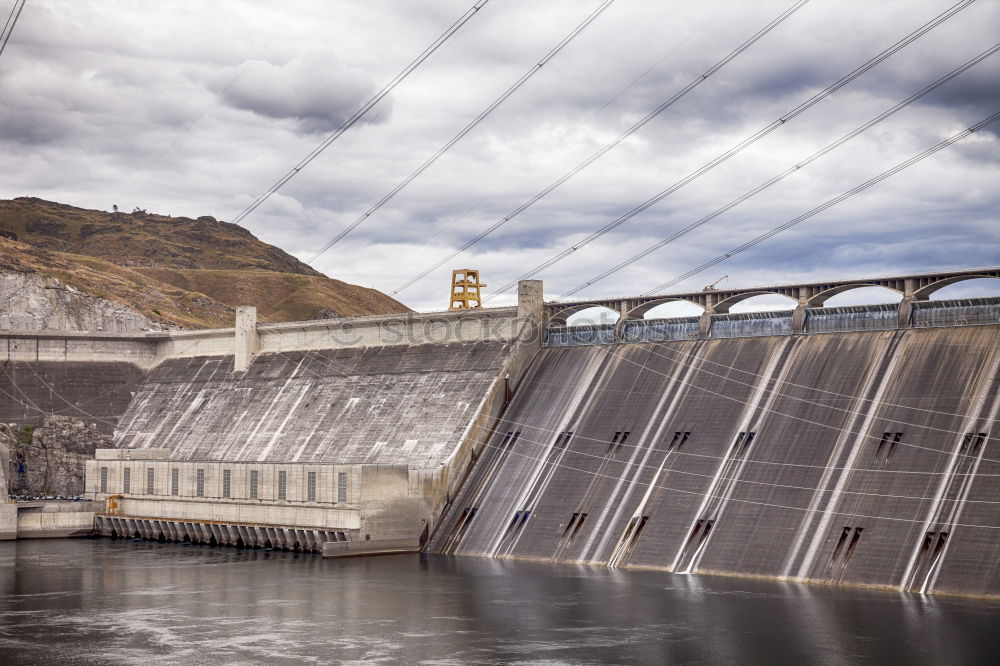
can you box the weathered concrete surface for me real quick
[117,342,511,465]
[429,325,1000,598]
[0,424,11,539]
[0,360,146,433]
[14,501,98,538]
[0,423,12,496]
[0,505,14,540]
[0,269,155,332]
[323,538,419,558]
[8,416,111,497]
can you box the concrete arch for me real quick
[549,304,620,327]
[626,297,707,319]
[807,283,904,306]
[914,274,1000,300]
[711,291,797,314]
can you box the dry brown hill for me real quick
[0,197,409,328]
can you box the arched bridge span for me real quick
[545,267,1000,331]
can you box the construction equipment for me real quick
[702,275,728,292]
[449,269,486,310]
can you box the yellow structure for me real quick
[449,269,486,310]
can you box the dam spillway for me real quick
[115,341,510,464]
[429,323,1000,598]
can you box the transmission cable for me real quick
[242,329,1000,517]
[0,0,26,58]
[483,0,976,299]
[557,42,1000,298]
[120,0,307,201]
[642,110,1000,295]
[230,0,491,226]
[249,322,1000,472]
[250,306,998,462]
[305,0,618,264]
[391,0,812,295]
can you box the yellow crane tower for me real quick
[448,269,486,310]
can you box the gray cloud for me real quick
[218,54,388,133]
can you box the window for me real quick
[875,432,904,464]
[278,471,287,500]
[123,468,131,494]
[960,432,987,456]
[171,468,179,496]
[250,470,259,499]
[222,470,231,498]
[668,431,691,451]
[337,472,348,503]
[676,518,712,571]
[561,512,589,541]
[554,431,573,449]
[100,467,108,493]
[196,469,205,497]
[146,468,154,495]
[829,526,864,571]
[307,471,316,502]
[607,432,630,456]
[734,431,756,452]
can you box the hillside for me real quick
[0,197,409,329]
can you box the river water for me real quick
[2,539,999,665]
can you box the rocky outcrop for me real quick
[7,416,111,497]
[0,269,156,332]
[0,424,13,497]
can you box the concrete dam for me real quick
[3,268,999,598]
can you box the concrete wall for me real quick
[115,341,512,465]
[0,360,147,434]
[0,504,14,540]
[429,324,1000,599]
[84,457,447,548]
[14,501,98,538]
[156,307,522,361]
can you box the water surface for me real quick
[1,539,998,664]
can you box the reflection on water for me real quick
[1,539,999,665]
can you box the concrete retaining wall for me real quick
[0,361,147,433]
[14,501,98,538]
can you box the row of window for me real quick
[99,466,349,504]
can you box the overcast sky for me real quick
[2,0,998,313]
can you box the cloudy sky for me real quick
[2,0,998,314]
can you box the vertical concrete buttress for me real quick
[517,280,544,350]
[234,306,260,372]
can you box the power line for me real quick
[251,312,998,464]
[461,428,1000,531]
[230,0,492,226]
[478,415,1000,506]
[483,0,977,299]
[93,303,999,524]
[557,42,1000,298]
[0,0,27,59]
[643,109,1000,295]
[243,327,1000,486]
[119,0,307,202]
[391,0,812,295]
[587,0,737,121]
[305,0,619,264]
